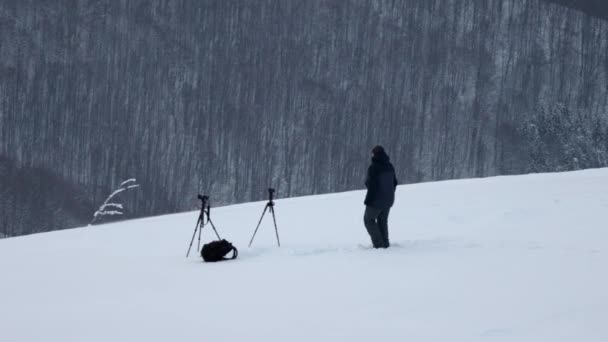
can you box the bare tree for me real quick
[90,179,140,226]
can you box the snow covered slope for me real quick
[1,169,607,342]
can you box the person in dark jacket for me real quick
[364,145,398,248]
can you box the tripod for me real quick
[248,188,281,247]
[186,195,221,257]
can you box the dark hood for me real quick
[372,150,390,164]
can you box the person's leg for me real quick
[364,206,384,248]
[377,207,390,248]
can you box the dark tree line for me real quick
[1,0,608,237]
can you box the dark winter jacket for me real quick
[364,151,398,209]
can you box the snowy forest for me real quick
[2,0,608,237]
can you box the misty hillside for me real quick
[2,0,608,237]
[546,0,608,20]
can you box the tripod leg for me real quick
[248,205,268,247]
[186,217,202,257]
[270,206,280,247]
[197,216,203,252]
[207,218,221,240]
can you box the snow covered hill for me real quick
[1,169,607,342]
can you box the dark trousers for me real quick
[364,206,390,248]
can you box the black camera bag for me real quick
[201,239,238,262]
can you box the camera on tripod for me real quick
[188,188,281,254]
[186,194,220,257]
[249,188,280,247]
